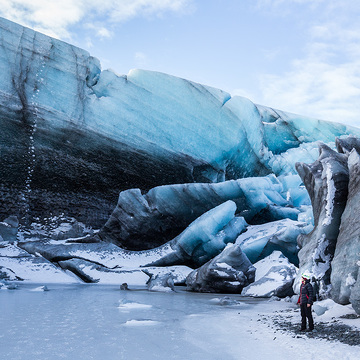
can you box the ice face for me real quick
[295,144,349,293]
[3,16,360,306]
[2,17,360,227]
[331,149,360,310]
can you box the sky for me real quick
[1,0,360,128]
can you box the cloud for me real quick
[0,0,84,39]
[256,1,360,127]
[84,23,113,40]
[0,0,193,40]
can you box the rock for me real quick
[120,283,129,290]
[331,149,360,311]
[294,143,349,295]
[186,243,255,293]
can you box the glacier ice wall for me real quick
[295,144,349,294]
[1,16,360,227]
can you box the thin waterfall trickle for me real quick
[21,61,46,224]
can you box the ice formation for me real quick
[242,251,298,298]
[99,175,307,250]
[1,16,359,228]
[235,218,312,266]
[330,148,360,311]
[2,16,360,309]
[186,243,255,293]
[295,144,349,292]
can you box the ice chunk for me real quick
[235,219,311,266]
[186,243,255,293]
[242,251,298,298]
[146,201,247,268]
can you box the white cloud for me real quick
[0,0,193,40]
[84,23,113,40]
[0,0,84,39]
[256,1,360,128]
[96,0,192,22]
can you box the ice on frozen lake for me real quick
[122,319,161,326]
[118,300,152,311]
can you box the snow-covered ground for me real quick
[1,284,359,360]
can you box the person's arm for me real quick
[307,283,314,306]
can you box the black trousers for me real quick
[300,303,314,330]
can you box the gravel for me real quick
[263,308,360,346]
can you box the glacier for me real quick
[1,16,359,228]
[2,15,360,315]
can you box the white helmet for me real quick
[301,271,311,280]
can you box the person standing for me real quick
[297,272,314,332]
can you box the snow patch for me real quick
[322,163,335,226]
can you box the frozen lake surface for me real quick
[1,284,359,360]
